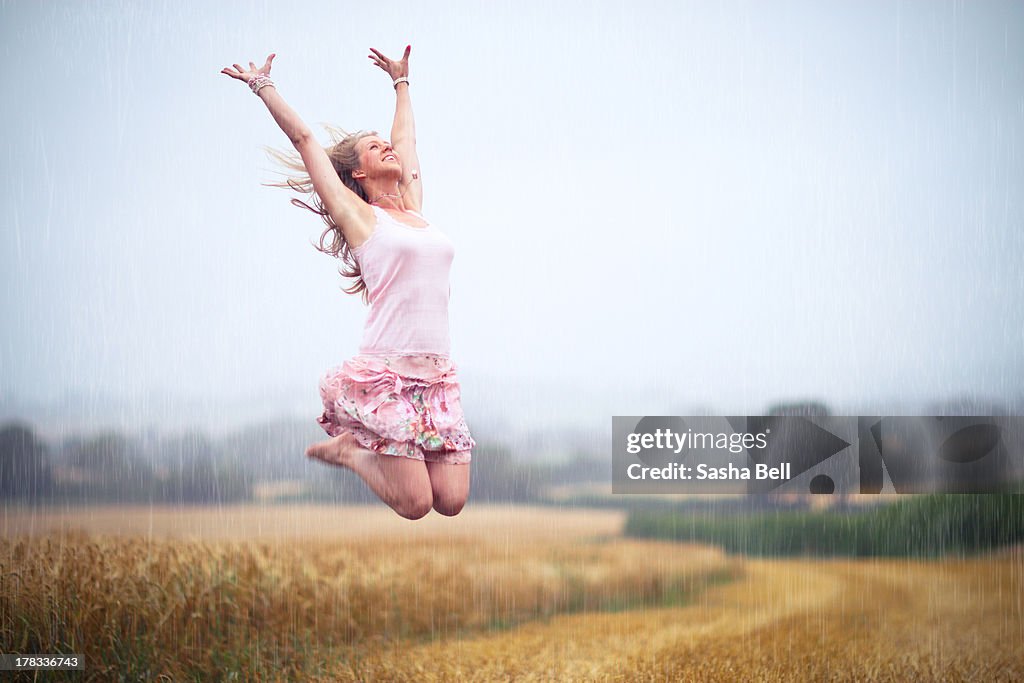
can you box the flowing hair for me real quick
[262,125,377,305]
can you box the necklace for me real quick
[370,192,401,206]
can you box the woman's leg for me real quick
[307,433,434,520]
[425,461,471,516]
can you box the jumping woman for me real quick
[220,47,475,520]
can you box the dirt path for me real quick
[326,554,1023,682]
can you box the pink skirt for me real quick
[316,354,475,465]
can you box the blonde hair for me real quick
[262,125,378,305]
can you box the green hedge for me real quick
[624,492,1024,557]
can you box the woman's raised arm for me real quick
[369,46,423,212]
[221,54,374,239]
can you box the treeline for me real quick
[0,421,605,505]
[0,422,252,504]
[625,488,1024,557]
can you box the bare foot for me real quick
[306,432,360,469]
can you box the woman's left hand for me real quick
[368,45,410,81]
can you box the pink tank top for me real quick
[352,205,455,356]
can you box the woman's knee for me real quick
[432,493,467,517]
[396,490,434,520]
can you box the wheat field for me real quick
[1,505,1021,681]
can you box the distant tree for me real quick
[0,421,54,500]
[66,431,153,501]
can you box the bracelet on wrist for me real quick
[393,77,409,89]
[248,73,275,95]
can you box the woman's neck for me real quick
[370,196,404,211]
[365,181,404,211]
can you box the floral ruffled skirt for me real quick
[316,354,475,465]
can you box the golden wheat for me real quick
[0,507,735,681]
[323,554,1023,682]
[2,506,1020,681]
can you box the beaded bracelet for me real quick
[393,76,409,89]
[248,73,275,95]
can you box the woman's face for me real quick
[356,136,402,178]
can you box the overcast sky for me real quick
[2,0,1022,434]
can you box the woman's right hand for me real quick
[221,53,275,84]
[368,46,410,82]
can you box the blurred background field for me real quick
[3,416,1024,679]
[627,488,1024,556]
[2,502,1021,681]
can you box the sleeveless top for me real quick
[352,205,455,357]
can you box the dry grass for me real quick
[328,555,1024,682]
[2,505,1020,681]
[1,503,626,542]
[0,505,735,681]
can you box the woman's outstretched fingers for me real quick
[368,46,409,80]
[220,54,274,82]
[368,47,387,71]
